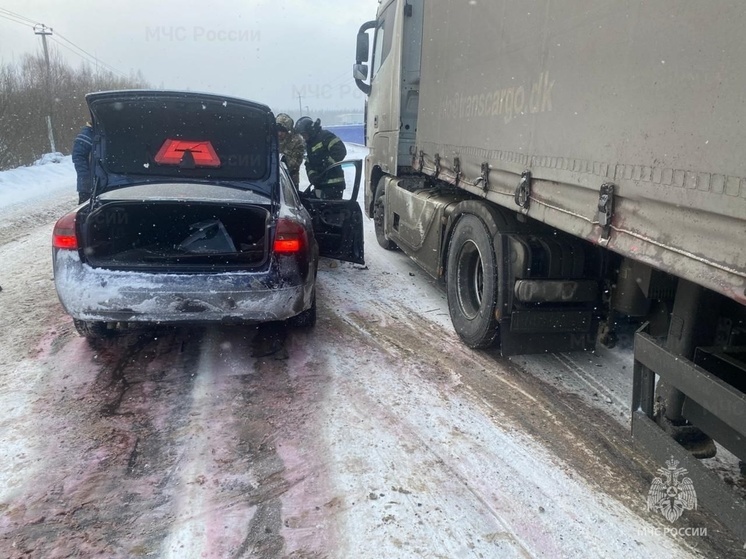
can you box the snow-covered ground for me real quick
[0,153,74,210]
[0,146,742,558]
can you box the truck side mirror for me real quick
[354,21,376,96]
[355,20,376,62]
[353,63,368,81]
[356,32,370,63]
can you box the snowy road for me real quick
[0,150,743,558]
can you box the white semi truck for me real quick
[354,0,746,535]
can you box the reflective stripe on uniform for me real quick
[311,142,324,152]
[327,137,341,148]
[75,134,93,146]
[323,176,345,185]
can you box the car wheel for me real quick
[446,214,500,348]
[288,290,317,328]
[373,178,398,250]
[73,319,115,340]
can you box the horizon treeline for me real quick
[0,48,148,170]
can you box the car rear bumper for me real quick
[53,249,311,324]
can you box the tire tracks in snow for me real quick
[312,319,537,557]
[1,326,287,557]
[320,295,740,558]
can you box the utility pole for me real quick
[34,23,56,152]
[297,92,303,117]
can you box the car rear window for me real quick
[94,97,271,180]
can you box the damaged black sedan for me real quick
[52,90,364,339]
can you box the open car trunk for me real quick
[80,200,270,271]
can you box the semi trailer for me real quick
[354,0,746,535]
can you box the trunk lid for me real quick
[86,90,278,197]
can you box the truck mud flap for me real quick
[499,313,597,356]
[632,328,746,542]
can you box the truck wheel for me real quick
[73,319,115,340]
[373,179,398,250]
[446,214,500,348]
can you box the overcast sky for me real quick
[0,0,379,112]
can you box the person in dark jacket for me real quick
[72,123,93,204]
[294,117,346,199]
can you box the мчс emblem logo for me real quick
[647,457,698,522]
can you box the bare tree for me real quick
[0,47,149,170]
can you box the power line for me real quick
[0,11,34,28]
[0,7,129,79]
[325,68,356,88]
[51,32,128,78]
[0,7,37,25]
[54,31,127,77]
[50,37,126,77]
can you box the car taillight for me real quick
[52,212,78,249]
[273,218,306,254]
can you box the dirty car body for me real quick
[52,90,364,337]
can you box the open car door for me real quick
[301,159,365,265]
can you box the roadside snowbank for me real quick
[0,155,75,210]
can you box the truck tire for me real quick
[373,179,398,250]
[73,319,115,340]
[446,214,500,348]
